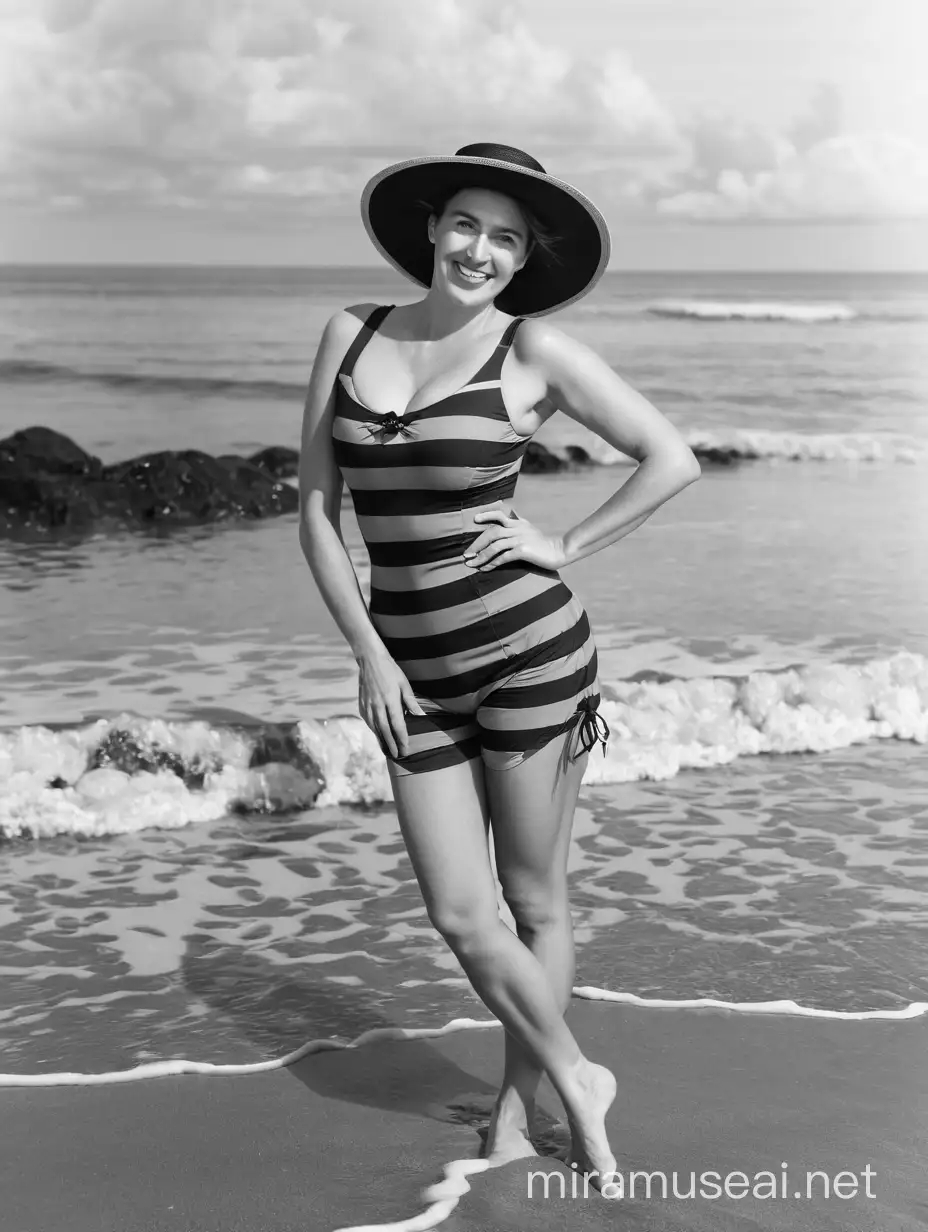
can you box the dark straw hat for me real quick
[360,143,611,317]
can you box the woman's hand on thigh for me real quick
[357,648,425,759]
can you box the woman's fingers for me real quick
[480,547,518,569]
[401,684,426,717]
[464,526,511,561]
[473,503,517,526]
[469,534,517,568]
[358,658,423,759]
[385,694,410,758]
[467,504,522,560]
[373,703,399,759]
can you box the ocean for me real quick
[1,266,926,1076]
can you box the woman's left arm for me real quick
[466,320,701,571]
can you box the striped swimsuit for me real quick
[332,304,609,776]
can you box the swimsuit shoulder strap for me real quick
[337,304,394,378]
[498,316,526,350]
[473,315,526,384]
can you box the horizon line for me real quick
[1,262,926,275]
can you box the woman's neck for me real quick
[406,288,501,342]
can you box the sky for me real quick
[1,0,927,270]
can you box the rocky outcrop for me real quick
[247,445,300,479]
[0,427,298,534]
[521,442,594,473]
[689,445,739,466]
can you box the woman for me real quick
[298,143,700,1191]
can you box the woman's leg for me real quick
[389,751,616,1185]
[483,732,587,1161]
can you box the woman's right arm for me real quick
[297,308,424,759]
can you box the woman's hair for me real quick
[419,184,563,267]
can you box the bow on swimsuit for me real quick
[332,304,610,775]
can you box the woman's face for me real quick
[428,188,531,306]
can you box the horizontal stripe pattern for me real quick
[396,609,592,699]
[333,437,526,470]
[334,304,603,773]
[351,472,517,516]
[370,570,562,638]
[380,582,574,662]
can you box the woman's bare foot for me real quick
[562,1060,618,1195]
[482,1089,539,1166]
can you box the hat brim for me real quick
[360,156,611,317]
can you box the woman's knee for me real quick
[501,881,570,938]
[427,898,499,952]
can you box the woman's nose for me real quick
[467,232,490,263]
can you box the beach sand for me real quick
[3,999,925,1232]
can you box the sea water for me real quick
[0,266,926,1073]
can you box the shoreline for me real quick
[4,997,925,1232]
[4,986,928,1089]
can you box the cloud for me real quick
[0,0,680,215]
[789,82,844,154]
[648,83,928,222]
[1,2,925,226]
[656,130,928,222]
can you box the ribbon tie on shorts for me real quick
[363,412,416,443]
[573,695,610,758]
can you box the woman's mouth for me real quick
[452,261,491,285]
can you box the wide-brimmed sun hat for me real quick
[360,142,611,317]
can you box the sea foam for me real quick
[1,651,924,841]
[647,300,858,323]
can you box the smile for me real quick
[453,261,491,284]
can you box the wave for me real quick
[647,300,858,322]
[3,992,923,1089]
[0,358,302,400]
[568,427,924,466]
[2,651,924,842]
[682,427,923,464]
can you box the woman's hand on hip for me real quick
[464,502,568,572]
[356,648,425,760]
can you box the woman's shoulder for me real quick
[317,302,385,355]
[511,314,592,371]
[325,301,384,334]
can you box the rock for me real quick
[248,445,300,479]
[521,442,568,473]
[690,445,740,466]
[240,725,324,812]
[0,426,104,478]
[0,429,298,535]
[87,728,219,790]
[0,458,114,529]
[520,442,594,473]
[102,450,298,522]
[563,444,594,466]
[234,763,324,814]
[249,725,324,791]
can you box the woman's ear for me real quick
[427,212,437,244]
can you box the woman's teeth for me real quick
[454,262,489,283]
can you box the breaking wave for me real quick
[2,651,925,842]
[647,300,858,323]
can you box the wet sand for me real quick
[3,999,925,1232]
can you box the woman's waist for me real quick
[368,555,568,622]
